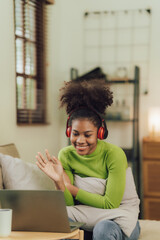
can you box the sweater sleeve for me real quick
[75,148,128,209]
[58,149,75,206]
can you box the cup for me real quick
[0,209,12,237]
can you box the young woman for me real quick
[36,79,140,240]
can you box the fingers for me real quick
[45,150,57,164]
[52,156,58,163]
[38,152,47,164]
[36,152,47,168]
[45,149,51,162]
[36,150,60,167]
[52,156,62,166]
[36,161,44,171]
[36,156,45,169]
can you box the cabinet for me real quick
[143,137,160,220]
[70,66,140,193]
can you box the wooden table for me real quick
[1,229,84,240]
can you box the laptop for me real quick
[0,190,84,233]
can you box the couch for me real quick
[0,143,160,240]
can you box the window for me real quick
[14,0,48,124]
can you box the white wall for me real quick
[0,0,160,162]
[0,0,62,162]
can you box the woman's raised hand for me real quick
[36,149,64,183]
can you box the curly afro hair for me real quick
[59,78,113,115]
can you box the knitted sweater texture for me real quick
[58,140,128,209]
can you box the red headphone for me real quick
[65,109,108,140]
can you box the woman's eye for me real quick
[85,134,91,138]
[73,132,78,136]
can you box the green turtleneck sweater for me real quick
[58,140,128,209]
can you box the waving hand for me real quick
[36,150,63,183]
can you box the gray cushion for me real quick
[0,153,56,190]
[0,143,20,189]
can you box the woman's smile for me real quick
[75,144,89,151]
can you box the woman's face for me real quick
[70,118,98,156]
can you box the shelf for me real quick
[106,79,135,84]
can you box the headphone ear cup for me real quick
[97,127,105,140]
[102,119,108,139]
[66,126,72,137]
[104,128,108,139]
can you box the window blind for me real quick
[14,0,47,124]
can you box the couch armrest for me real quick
[0,143,20,189]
